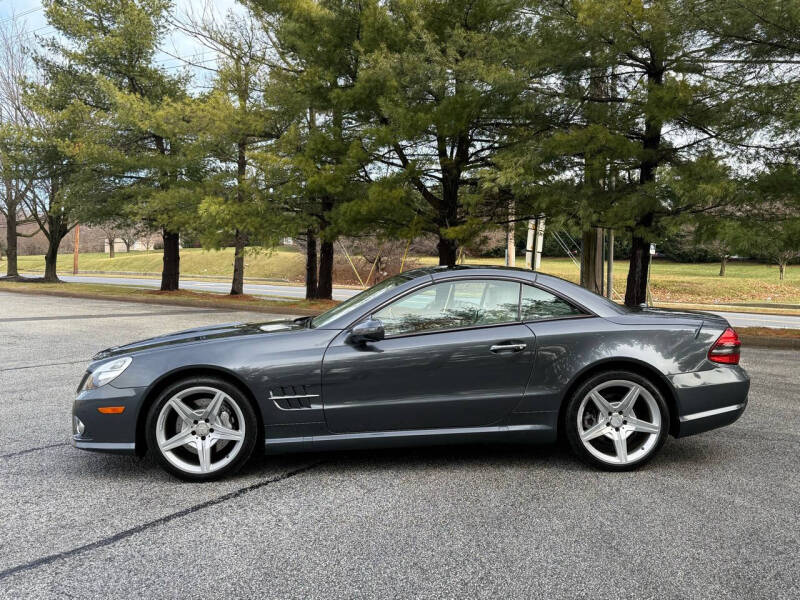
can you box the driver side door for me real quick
[321,278,536,433]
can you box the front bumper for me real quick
[71,438,136,453]
[670,365,750,437]
[71,384,146,454]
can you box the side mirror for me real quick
[348,317,385,344]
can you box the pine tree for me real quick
[247,0,376,299]
[522,0,769,305]
[179,9,286,295]
[353,0,535,266]
[33,0,195,290]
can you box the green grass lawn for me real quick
[10,246,800,305]
[417,255,800,305]
[16,246,306,281]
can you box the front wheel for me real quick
[146,377,258,481]
[565,371,669,471]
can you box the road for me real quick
[58,273,358,301]
[1,291,798,599]
[59,273,800,328]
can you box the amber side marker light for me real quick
[708,328,741,365]
[98,406,126,414]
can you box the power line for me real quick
[0,6,43,25]
[155,49,214,68]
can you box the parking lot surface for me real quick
[1,291,798,599]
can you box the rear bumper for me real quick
[669,365,750,437]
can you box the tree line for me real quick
[1,0,799,304]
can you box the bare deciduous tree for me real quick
[0,15,38,278]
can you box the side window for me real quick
[374,279,521,336]
[520,285,583,321]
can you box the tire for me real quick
[565,370,670,471]
[146,376,258,481]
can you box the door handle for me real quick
[490,343,527,353]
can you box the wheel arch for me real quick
[134,365,263,456]
[556,358,679,440]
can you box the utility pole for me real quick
[506,198,515,267]
[525,219,535,269]
[645,243,656,306]
[524,215,546,271]
[72,224,80,275]
[533,216,545,271]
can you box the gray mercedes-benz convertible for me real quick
[72,266,749,480]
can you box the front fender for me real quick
[104,328,339,432]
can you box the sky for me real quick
[0,0,240,88]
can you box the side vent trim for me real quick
[269,385,320,410]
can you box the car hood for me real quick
[92,318,311,360]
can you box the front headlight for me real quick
[82,357,132,390]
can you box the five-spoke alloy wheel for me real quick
[146,377,257,481]
[565,370,669,471]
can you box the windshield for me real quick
[311,274,412,328]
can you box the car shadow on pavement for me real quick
[65,434,732,484]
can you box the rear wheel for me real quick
[146,377,258,481]
[565,370,669,471]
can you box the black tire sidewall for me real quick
[145,376,258,481]
[565,370,670,471]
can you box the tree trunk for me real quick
[317,240,334,300]
[108,237,115,259]
[719,256,727,277]
[230,139,248,296]
[606,229,614,299]
[305,228,318,300]
[580,228,604,294]
[5,204,18,277]
[316,196,334,300]
[437,168,460,267]
[437,237,458,267]
[625,234,650,306]
[230,229,246,295]
[625,67,663,308]
[779,262,786,280]
[43,211,69,283]
[43,235,60,283]
[160,230,180,291]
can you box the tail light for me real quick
[708,327,741,365]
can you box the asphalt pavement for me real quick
[0,291,798,599]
